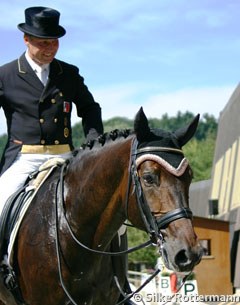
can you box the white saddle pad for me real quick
[7,158,65,266]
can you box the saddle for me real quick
[0,184,35,259]
[0,185,34,305]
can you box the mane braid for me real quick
[75,129,132,154]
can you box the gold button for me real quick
[54,118,58,123]
[64,127,69,138]
[54,140,60,145]
[40,118,44,124]
[41,139,45,144]
[51,98,56,104]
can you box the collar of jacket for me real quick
[17,53,64,94]
[18,53,63,79]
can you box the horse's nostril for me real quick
[175,249,188,265]
[174,248,202,271]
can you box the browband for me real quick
[136,146,183,155]
[136,154,189,177]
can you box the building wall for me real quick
[189,83,240,290]
[210,83,240,215]
[210,139,240,215]
[213,83,240,161]
[193,217,232,295]
[189,180,211,217]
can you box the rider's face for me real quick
[24,34,59,66]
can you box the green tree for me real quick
[195,113,218,141]
[184,134,216,182]
[104,117,132,132]
[127,226,158,266]
[0,134,7,157]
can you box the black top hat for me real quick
[17,6,66,39]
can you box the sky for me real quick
[0,0,239,135]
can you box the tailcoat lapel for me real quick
[17,54,44,91]
[17,54,64,100]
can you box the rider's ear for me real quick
[174,114,200,147]
[134,107,151,142]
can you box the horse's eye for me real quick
[142,174,155,186]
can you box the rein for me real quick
[56,161,152,256]
[54,137,194,305]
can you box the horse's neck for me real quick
[65,138,132,249]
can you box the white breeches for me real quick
[0,152,72,217]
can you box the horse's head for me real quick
[129,107,202,272]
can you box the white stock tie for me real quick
[40,68,48,86]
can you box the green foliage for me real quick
[104,117,132,132]
[149,111,195,131]
[71,117,133,149]
[195,113,218,141]
[0,134,7,157]
[72,122,85,148]
[149,111,217,141]
[183,134,216,182]
[127,226,159,266]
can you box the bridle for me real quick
[128,137,193,245]
[54,136,194,305]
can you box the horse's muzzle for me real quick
[162,244,203,272]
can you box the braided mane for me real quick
[81,129,132,150]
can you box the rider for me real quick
[0,7,134,305]
[0,6,103,216]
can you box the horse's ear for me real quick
[174,114,200,147]
[134,107,151,142]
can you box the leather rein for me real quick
[54,137,193,304]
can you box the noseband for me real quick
[129,138,193,243]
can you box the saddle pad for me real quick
[7,158,65,267]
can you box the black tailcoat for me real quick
[0,53,103,174]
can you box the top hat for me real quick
[17,6,66,39]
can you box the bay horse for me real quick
[0,108,202,305]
